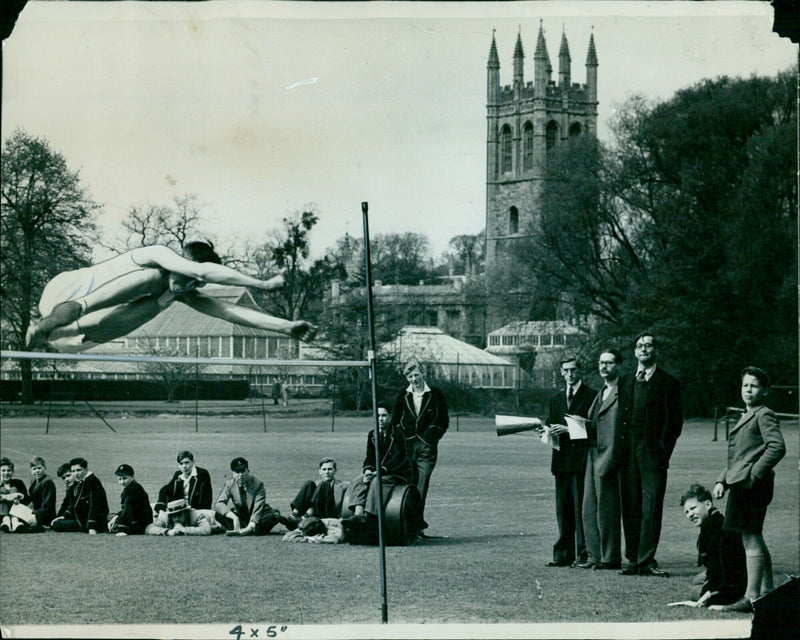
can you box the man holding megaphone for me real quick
[543,357,596,568]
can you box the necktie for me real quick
[636,369,646,382]
[238,484,247,507]
[567,386,575,405]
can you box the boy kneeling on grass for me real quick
[678,483,747,607]
[108,464,152,536]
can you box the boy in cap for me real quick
[108,464,152,536]
[146,498,215,536]
[215,457,284,536]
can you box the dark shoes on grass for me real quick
[620,563,670,577]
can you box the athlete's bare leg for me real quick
[27,269,166,348]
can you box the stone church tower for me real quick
[485,24,598,269]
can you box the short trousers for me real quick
[723,472,774,533]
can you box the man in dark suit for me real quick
[619,333,683,576]
[215,457,284,536]
[391,359,449,535]
[543,357,596,567]
[154,450,213,514]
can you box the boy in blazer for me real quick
[154,450,213,514]
[618,333,683,576]
[27,456,56,530]
[215,457,284,536]
[51,457,109,534]
[712,367,786,612]
[347,402,415,521]
[579,349,625,570]
[391,359,449,535]
[544,358,596,567]
[108,464,152,536]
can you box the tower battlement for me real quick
[485,25,598,273]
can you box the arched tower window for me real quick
[509,206,519,234]
[569,123,582,137]
[546,121,559,151]
[522,122,534,171]
[500,125,513,174]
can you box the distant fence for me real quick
[713,405,799,441]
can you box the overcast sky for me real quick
[2,1,796,262]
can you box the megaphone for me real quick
[495,414,542,437]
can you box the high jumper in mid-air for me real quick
[26,241,317,353]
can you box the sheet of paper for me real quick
[541,425,560,450]
[9,502,35,524]
[564,414,588,439]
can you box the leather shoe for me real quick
[619,565,639,575]
[575,561,596,569]
[593,562,622,570]
[721,598,753,613]
[638,565,670,577]
[546,560,572,567]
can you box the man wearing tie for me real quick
[619,333,683,576]
[215,457,284,536]
[578,349,625,570]
[544,357,596,567]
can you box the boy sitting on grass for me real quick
[108,464,152,536]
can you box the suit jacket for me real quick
[391,385,449,447]
[619,367,683,469]
[215,475,270,524]
[545,382,596,474]
[28,474,57,526]
[586,384,624,477]
[155,466,213,512]
[115,481,153,529]
[717,404,786,486]
[362,425,415,484]
[62,472,109,532]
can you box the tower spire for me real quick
[534,20,549,97]
[487,30,500,105]
[558,29,571,87]
[513,31,524,97]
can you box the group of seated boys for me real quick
[0,402,412,545]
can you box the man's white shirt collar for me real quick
[636,364,657,381]
[407,382,431,395]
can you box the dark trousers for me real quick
[52,518,108,533]
[291,480,337,518]
[214,510,282,535]
[620,438,668,568]
[406,439,437,527]
[553,470,587,564]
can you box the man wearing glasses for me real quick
[619,333,683,577]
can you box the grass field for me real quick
[0,411,797,637]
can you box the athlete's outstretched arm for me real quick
[180,291,317,342]
[135,246,284,291]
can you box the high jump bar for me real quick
[0,350,369,368]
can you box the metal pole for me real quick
[330,374,336,433]
[455,353,460,432]
[84,400,117,433]
[195,342,199,433]
[260,366,267,434]
[363,201,389,624]
[712,406,718,442]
